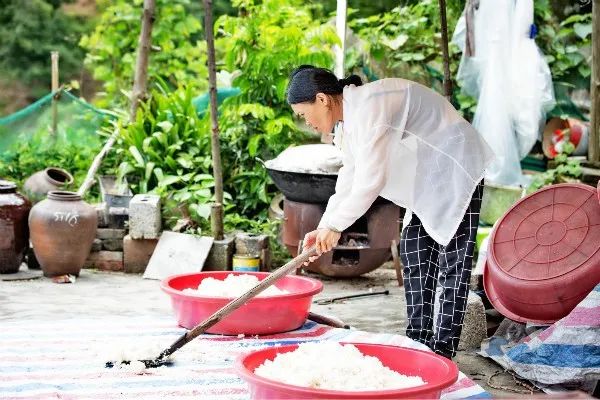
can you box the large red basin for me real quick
[161,271,323,335]
[236,343,458,399]
[485,183,600,323]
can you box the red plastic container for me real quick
[236,343,458,399]
[161,271,323,334]
[485,183,600,324]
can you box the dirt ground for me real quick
[0,264,531,398]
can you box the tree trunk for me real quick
[590,0,600,164]
[203,0,224,240]
[51,51,59,136]
[130,0,156,122]
[438,0,453,102]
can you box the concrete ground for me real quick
[0,264,530,398]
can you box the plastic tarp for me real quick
[480,284,600,395]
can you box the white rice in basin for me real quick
[254,342,425,391]
[182,274,289,297]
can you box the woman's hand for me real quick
[315,228,341,254]
[301,228,341,266]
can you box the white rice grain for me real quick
[182,274,288,298]
[255,342,425,391]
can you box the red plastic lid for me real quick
[486,183,600,323]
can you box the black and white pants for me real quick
[400,181,483,359]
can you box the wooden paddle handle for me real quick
[159,246,318,359]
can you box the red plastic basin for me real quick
[236,343,458,399]
[485,183,600,324]
[161,272,323,335]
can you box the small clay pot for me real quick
[24,168,74,203]
[0,180,32,273]
[29,191,96,277]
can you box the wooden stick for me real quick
[437,0,453,101]
[203,0,225,240]
[77,128,120,197]
[51,51,59,136]
[130,0,156,122]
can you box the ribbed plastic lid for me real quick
[490,183,600,281]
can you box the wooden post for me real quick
[130,0,156,122]
[51,51,59,136]
[438,0,453,101]
[203,0,224,240]
[590,0,600,164]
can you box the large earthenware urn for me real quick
[24,168,74,203]
[0,180,32,274]
[29,191,96,277]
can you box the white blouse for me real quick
[317,78,494,246]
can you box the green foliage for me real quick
[346,0,478,117]
[347,1,592,121]
[115,83,217,228]
[114,0,338,242]
[214,0,338,218]
[80,0,208,108]
[309,0,399,19]
[528,147,583,193]
[535,2,591,87]
[0,126,104,202]
[224,213,290,264]
[348,0,462,91]
[0,0,88,98]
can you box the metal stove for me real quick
[282,198,401,278]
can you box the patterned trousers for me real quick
[400,181,484,359]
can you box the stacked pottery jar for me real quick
[29,191,97,277]
[0,180,32,274]
[24,168,74,203]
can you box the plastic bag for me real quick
[510,0,555,158]
[454,0,555,186]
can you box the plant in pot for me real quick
[529,136,583,193]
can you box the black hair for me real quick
[286,65,363,104]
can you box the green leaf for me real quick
[129,146,145,166]
[157,120,174,132]
[382,33,408,50]
[159,175,182,187]
[247,134,263,156]
[574,23,592,39]
[190,203,212,219]
[145,162,156,180]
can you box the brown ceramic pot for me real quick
[29,191,97,277]
[0,180,32,273]
[23,168,74,203]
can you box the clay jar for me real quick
[24,168,74,203]
[0,180,32,273]
[29,191,96,277]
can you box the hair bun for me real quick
[338,74,363,87]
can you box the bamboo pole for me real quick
[203,0,224,240]
[77,128,120,197]
[130,0,156,122]
[590,0,600,164]
[51,51,59,136]
[438,0,453,101]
